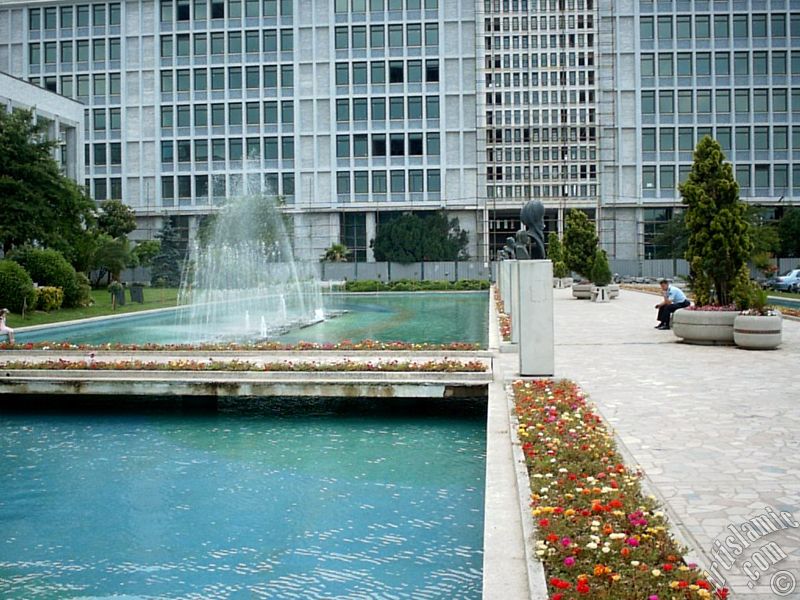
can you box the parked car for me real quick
[772,268,800,292]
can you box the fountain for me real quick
[176,187,324,343]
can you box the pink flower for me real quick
[626,537,640,547]
[560,537,572,547]
[564,556,576,567]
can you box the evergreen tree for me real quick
[679,136,752,306]
[98,200,137,239]
[547,231,570,278]
[590,248,612,286]
[563,209,598,280]
[150,219,184,287]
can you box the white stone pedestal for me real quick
[500,260,513,314]
[509,260,520,345]
[518,260,554,376]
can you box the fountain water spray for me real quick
[176,178,324,343]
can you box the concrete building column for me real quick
[366,211,377,262]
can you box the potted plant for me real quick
[732,270,782,350]
[563,209,598,299]
[547,232,573,288]
[671,136,752,345]
[108,280,125,310]
[590,248,612,302]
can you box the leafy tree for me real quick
[547,232,570,278]
[590,248,612,286]
[132,240,161,268]
[322,243,351,262]
[92,235,136,284]
[679,136,752,306]
[651,212,689,259]
[0,109,96,261]
[98,199,137,239]
[778,208,800,257]
[150,218,184,287]
[372,211,469,264]
[563,209,598,280]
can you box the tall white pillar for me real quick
[500,260,512,317]
[509,260,520,345]
[518,260,554,376]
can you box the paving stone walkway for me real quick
[551,287,800,599]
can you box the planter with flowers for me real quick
[672,136,753,344]
[732,272,782,350]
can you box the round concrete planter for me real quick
[572,282,593,299]
[608,284,620,299]
[672,309,738,345]
[591,285,610,302]
[733,314,782,350]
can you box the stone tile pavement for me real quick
[551,287,800,599]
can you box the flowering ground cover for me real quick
[0,358,486,373]
[513,379,728,600]
[0,340,481,352]
[494,287,511,341]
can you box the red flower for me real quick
[539,518,550,528]
[577,580,590,594]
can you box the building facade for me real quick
[0,0,797,261]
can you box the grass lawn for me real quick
[768,290,800,300]
[5,288,180,329]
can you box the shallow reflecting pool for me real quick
[17,292,489,347]
[0,399,485,599]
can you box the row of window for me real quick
[335,59,440,86]
[487,105,597,126]
[641,50,800,78]
[160,0,292,22]
[87,142,122,166]
[486,126,597,142]
[29,39,121,65]
[483,0,594,13]
[160,30,293,57]
[642,125,800,152]
[336,169,441,194]
[161,173,295,202]
[336,133,440,157]
[486,70,596,88]
[334,23,439,50]
[485,33,595,51]
[485,51,595,70]
[335,96,439,121]
[485,183,598,199]
[484,13,595,33]
[161,65,294,92]
[159,101,294,128]
[640,13,800,41]
[29,4,121,30]
[487,145,597,162]
[488,89,595,107]
[161,136,294,162]
[641,88,800,115]
[44,72,122,97]
[89,177,122,201]
[335,0,438,12]
[642,163,798,190]
[487,164,597,181]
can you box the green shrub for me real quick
[344,280,388,292]
[453,279,488,290]
[343,278,489,292]
[72,272,92,307]
[0,260,37,313]
[553,260,570,279]
[35,286,64,311]
[590,248,612,286]
[8,246,83,308]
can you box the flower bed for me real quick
[513,379,727,600]
[0,340,481,352]
[494,287,511,341]
[0,358,487,373]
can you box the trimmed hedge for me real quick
[343,279,490,292]
[8,247,83,308]
[0,260,37,313]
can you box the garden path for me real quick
[552,287,800,599]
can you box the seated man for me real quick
[0,308,15,344]
[654,279,690,330]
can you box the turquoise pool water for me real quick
[0,400,485,598]
[17,292,489,347]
